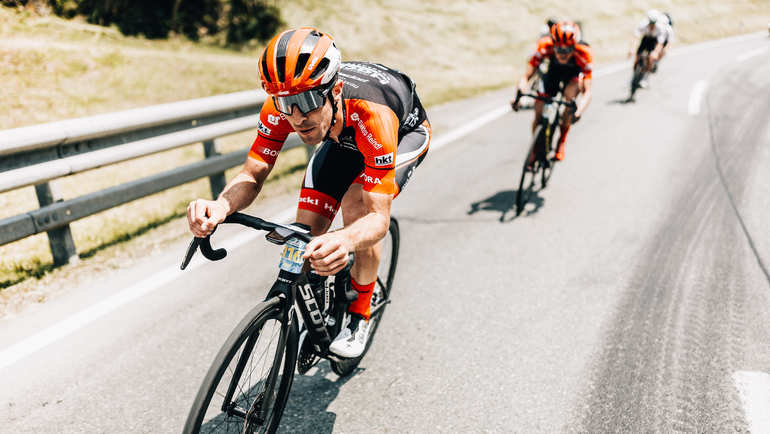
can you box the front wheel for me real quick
[184,297,298,434]
[516,125,545,216]
[630,55,647,98]
[330,217,400,376]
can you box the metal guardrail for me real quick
[0,90,306,266]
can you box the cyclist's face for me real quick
[284,81,342,144]
[554,51,572,64]
[284,99,333,144]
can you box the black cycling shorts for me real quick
[637,35,659,54]
[298,120,431,220]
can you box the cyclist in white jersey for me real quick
[628,9,667,78]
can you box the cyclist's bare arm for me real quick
[575,76,593,118]
[304,190,392,276]
[187,157,272,237]
[512,63,537,110]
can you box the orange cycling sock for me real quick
[348,278,375,321]
[558,123,571,146]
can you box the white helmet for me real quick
[647,9,661,25]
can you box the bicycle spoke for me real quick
[196,314,287,433]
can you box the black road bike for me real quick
[181,212,399,433]
[630,50,651,100]
[512,90,576,216]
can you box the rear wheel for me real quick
[184,297,298,434]
[330,218,400,376]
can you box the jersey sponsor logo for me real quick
[349,112,383,149]
[298,196,319,206]
[359,173,382,185]
[262,148,279,157]
[341,63,391,85]
[257,120,271,136]
[339,72,369,84]
[404,107,420,129]
[374,153,394,167]
[267,114,283,126]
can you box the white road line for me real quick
[733,370,770,433]
[0,31,761,370]
[736,47,768,63]
[431,105,510,151]
[671,31,765,56]
[688,80,708,115]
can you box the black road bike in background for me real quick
[512,90,576,216]
[630,50,651,100]
[181,212,399,433]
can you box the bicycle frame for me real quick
[515,91,575,163]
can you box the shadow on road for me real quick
[468,189,545,222]
[608,96,635,105]
[277,363,360,434]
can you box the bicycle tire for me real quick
[184,296,298,434]
[630,54,647,98]
[330,217,400,376]
[541,122,557,188]
[516,125,544,216]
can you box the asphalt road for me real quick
[1,33,769,433]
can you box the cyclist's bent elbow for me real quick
[244,157,272,185]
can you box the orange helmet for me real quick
[550,21,579,46]
[258,27,341,97]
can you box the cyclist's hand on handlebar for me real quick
[510,98,519,112]
[511,89,523,112]
[187,199,228,238]
[303,232,350,276]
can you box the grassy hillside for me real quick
[0,1,767,296]
[281,0,768,106]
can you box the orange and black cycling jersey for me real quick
[249,61,427,196]
[529,37,594,79]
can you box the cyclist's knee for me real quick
[296,208,332,236]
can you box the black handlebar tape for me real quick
[199,236,227,261]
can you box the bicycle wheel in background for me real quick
[630,54,647,99]
[330,218,400,376]
[184,297,298,434]
[516,125,545,216]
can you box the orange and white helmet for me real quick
[550,21,579,46]
[258,27,341,97]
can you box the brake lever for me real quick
[180,237,200,270]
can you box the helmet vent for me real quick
[276,56,286,82]
[309,57,329,80]
[261,53,272,83]
[295,53,310,78]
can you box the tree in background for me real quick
[4,0,282,46]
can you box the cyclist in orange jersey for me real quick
[186,28,430,358]
[512,21,593,162]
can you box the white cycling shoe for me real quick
[329,315,370,358]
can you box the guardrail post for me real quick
[203,140,227,198]
[34,182,79,266]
